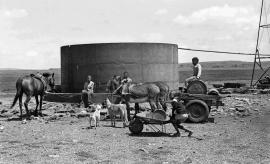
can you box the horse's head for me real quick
[42,72,55,91]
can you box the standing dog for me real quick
[89,104,102,129]
[105,98,128,128]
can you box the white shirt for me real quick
[87,81,94,93]
[193,63,202,78]
[121,77,132,84]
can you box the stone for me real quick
[47,115,58,121]
[260,89,270,94]
[138,148,149,154]
[236,108,245,112]
[48,154,59,158]
[235,104,244,108]
[11,110,19,114]
[0,125,4,132]
[41,110,54,116]
[76,112,90,118]
[1,109,8,114]
[217,108,224,113]
[21,119,27,124]
[183,157,192,164]
[55,113,65,117]
[72,139,78,143]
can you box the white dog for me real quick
[105,98,128,128]
[89,104,102,129]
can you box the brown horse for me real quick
[114,81,170,120]
[10,72,55,118]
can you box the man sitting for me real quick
[185,57,202,87]
[82,75,95,108]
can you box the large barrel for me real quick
[61,43,178,93]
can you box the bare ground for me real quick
[0,94,270,164]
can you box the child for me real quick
[185,57,202,87]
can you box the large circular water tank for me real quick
[61,43,178,93]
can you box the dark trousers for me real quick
[82,90,93,108]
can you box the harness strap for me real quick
[31,74,47,92]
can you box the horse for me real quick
[10,72,55,118]
[113,81,170,120]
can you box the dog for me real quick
[89,104,102,129]
[105,98,128,128]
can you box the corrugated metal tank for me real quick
[61,43,178,93]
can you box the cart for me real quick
[129,110,171,134]
[171,80,224,123]
[129,80,224,134]
[129,108,192,135]
[129,92,223,134]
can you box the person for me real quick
[106,75,121,93]
[170,98,193,137]
[81,75,95,108]
[121,71,132,84]
[185,57,202,87]
[120,72,133,120]
[121,71,132,95]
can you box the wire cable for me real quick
[178,47,270,56]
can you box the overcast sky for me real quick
[0,0,269,69]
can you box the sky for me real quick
[0,0,269,69]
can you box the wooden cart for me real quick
[171,80,224,122]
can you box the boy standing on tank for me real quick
[185,57,202,87]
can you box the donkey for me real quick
[113,81,170,120]
[148,81,170,110]
[10,72,55,118]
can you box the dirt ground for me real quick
[0,93,270,164]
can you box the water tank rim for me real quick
[61,42,178,48]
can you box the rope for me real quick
[178,47,270,56]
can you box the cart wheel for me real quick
[186,100,209,123]
[129,118,144,134]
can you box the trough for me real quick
[44,92,119,103]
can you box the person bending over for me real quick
[170,98,193,137]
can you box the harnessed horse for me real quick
[10,72,55,118]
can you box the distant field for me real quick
[179,69,262,82]
[0,70,60,93]
[0,68,264,93]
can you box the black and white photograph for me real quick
[0,0,269,163]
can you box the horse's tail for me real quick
[10,78,23,109]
